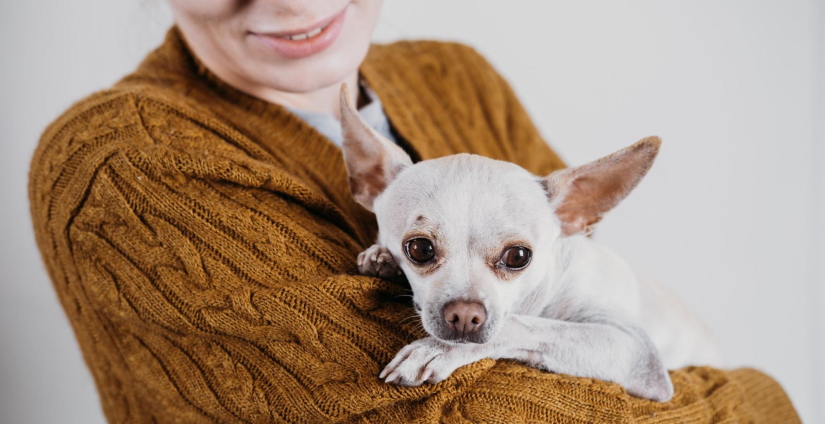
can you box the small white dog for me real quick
[339,86,722,402]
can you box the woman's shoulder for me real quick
[28,83,265,220]
[365,39,500,83]
[362,39,511,128]
[32,86,173,185]
[364,39,567,176]
[35,84,185,156]
[367,39,489,66]
[31,67,265,180]
[32,87,145,186]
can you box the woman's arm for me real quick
[31,109,416,421]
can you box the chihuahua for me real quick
[339,86,722,402]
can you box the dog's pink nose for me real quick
[443,301,486,335]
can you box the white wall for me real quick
[1,1,820,423]
[813,0,825,421]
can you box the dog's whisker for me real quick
[398,315,420,325]
[405,322,425,342]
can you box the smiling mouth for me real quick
[250,7,348,59]
[268,20,330,41]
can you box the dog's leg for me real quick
[357,244,403,280]
[496,314,673,401]
[381,314,673,402]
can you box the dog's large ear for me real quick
[340,84,412,212]
[542,137,661,236]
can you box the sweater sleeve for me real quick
[33,124,417,422]
[30,96,800,423]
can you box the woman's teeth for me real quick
[283,25,325,41]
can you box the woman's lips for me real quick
[250,7,348,59]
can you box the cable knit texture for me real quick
[29,28,799,423]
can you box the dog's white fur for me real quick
[340,86,722,402]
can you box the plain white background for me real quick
[1,1,822,423]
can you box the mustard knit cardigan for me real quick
[29,28,799,423]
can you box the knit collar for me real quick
[121,27,461,245]
[127,27,440,160]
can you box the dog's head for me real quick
[340,85,660,344]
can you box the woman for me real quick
[29,1,798,422]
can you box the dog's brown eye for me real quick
[406,238,435,263]
[501,246,531,269]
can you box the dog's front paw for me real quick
[380,337,480,386]
[357,244,402,280]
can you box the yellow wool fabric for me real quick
[29,28,799,423]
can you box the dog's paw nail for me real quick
[385,371,400,384]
